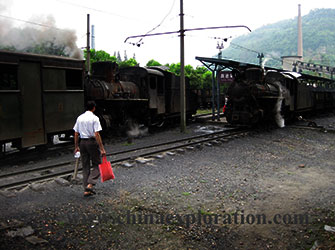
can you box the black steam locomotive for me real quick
[0,50,197,152]
[225,66,335,127]
[87,62,197,131]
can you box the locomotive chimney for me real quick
[281,4,304,71]
[297,4,303,58]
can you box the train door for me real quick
[148,76,157,109]
[148,75,166,114]
[156,75,165,114]
[19,61,46,147]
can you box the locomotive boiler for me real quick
[85,61,148,130]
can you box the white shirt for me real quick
[73,111,102,138]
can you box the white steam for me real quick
[127,123,148,139]
[272,81,285,128]
[0,12,83,59]
[261,57,270,69]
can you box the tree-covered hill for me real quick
[220,8,335,68]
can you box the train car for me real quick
[146,66,198,122]
[0,50,85,152]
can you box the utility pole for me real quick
[86,14,90,74]
[180,0,186,132]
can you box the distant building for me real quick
[282,56,302,71]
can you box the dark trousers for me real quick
[80,139,101,188]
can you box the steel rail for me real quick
[0,128,251,190]
[0,127,242,179]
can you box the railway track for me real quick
[0,127,251,190]
[0,113,222,166]
[288,124,335,133]
[0,114,213,166]
[0,140,73,167]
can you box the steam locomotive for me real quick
[0,50,197,152]
[225,66,335,127]
[87,62,197,131]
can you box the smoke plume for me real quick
[0,11,83,59]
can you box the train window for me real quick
[157,76,164,94]
[0,64,18,90]
[43,69,66,90]
[66,69,83,90]
[149,76,156,89]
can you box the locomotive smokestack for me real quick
[297,4,303,58]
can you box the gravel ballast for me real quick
[1,116,335,249]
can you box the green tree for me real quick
[84,49,117,73]
[85,49,117,63]
[119,58,138,68]
[202,71,212,89]
[168,63,181,76]
[146,59,162,66]
[166,63,212,89]
[26,41,67,56]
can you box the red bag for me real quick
[99,156,115,182]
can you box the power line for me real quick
[135,0,176,46]
[229,41,283,63]
[0,14,63,30]
[125,25,251,43]
[54,0,139,21]
[230,42,259,55]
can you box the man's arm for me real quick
[95,131,106,156]
[74,132,80,153]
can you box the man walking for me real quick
[73,101,106,197]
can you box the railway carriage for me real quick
[0,50,85,151]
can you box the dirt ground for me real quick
[1,116,335,249]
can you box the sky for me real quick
[1,0,335,67]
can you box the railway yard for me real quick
[0,115,334,249]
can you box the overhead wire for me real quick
[229,41,283,63]
[0,14,63,30]
[134,0,176,46]
[54,0,139,21]
[189,33,283,65]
